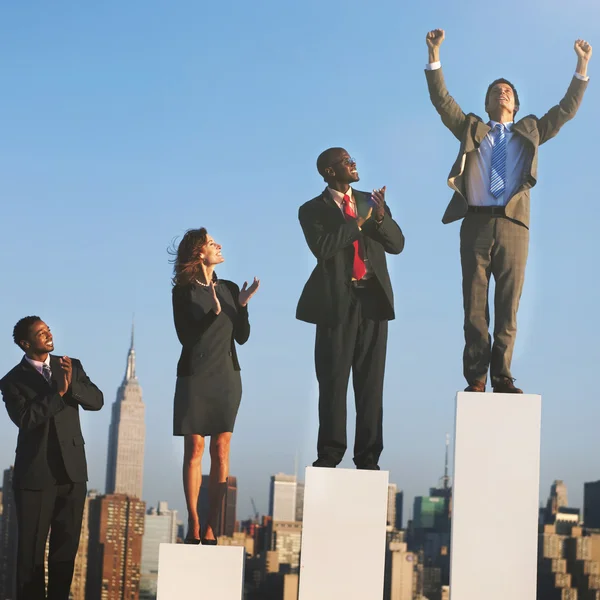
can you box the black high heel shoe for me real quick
[184,536,201,545]
[201,537,217,546]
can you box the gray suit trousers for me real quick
[460,214,529,384]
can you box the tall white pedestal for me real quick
[450,392,542,600]
[156,543,244,600]
[298,467,389,600]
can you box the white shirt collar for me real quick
[25,354,51,376]
[327,186,354,208]
[490,120,513,132]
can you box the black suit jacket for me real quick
[1,356,104,489]
[172,279,250,377]
[296,188,405,326]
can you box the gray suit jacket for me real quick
[425,67,588,228]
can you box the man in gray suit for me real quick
[425,29,592,393]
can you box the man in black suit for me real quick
[297,148,405,469]
[1,316,103,600]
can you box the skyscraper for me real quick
[198,476,238,538]
[105,327,146,498]
[0,467,17,600]
[269,474,297,522]
[295,482,305,523]
[387,484,398,529]
[140,502,178,600]
[584,480,600,529]
[395,490,404,530]
[70,491,93,600]
[384,540,415,600]
[545,480,569,523]
[87,493,146,600]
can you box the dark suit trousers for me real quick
[314,280,388,468]
[13,482,86,600]
[460,214,529,385]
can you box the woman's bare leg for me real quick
[183,434,205,540]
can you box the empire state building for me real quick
[105,327,146,498]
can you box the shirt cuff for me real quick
[426,61,441,70]
[574,72,589,82]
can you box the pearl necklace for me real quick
[195,278,216,287]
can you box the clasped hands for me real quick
[357,186,386,228]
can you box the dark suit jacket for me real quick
[425,67,588,228]
[172,279,250,377]
[296,188,405,326]
[1,356,104,489]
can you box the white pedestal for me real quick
[156,543,244,600]
[298,466,389,600]
[450,392,542,600]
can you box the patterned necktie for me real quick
[342,195,367,281]
[42,363,52,384]
[490,123,507,198]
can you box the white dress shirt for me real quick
[25,354,51,377]
[426,62,589,206]
[327,186,372,277]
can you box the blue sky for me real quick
[1,0,598,522]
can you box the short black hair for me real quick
[13,316,42,348]
[317,147,345,180]
[485,78,520,116]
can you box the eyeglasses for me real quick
[332,156,356,166]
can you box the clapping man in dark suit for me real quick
[424,29,591,393]
[297,148,405,469]
[1,316,104,600]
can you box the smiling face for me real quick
[200,234,224,266]
[328,149,359,184]
[485,79,519,120]
[20,320,54,357]
[317,147,360,185]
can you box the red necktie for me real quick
[342,195,367,281]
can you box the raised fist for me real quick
[574,39,593,61]
[426,29,445,49]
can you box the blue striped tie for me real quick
[489,123,507,198]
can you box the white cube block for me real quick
[157,543,244,600]
[450,392,542,600]
[299,466,389,600]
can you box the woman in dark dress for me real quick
[171,228,259,544]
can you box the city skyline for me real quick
[0,0,599,526]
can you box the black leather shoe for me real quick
[356,464,380,471]
[464,381,486,392]
[312,459,337,468]
[492,377,523,394]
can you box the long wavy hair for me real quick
[169,228,215,286]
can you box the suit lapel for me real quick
[473,119,491,147]
[321,188,346,223]
[511,118,537,146]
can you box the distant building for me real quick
[198,476,237,537]
[269,521,302,571]
[584,481,600,529]
[543,480,570,525]
[70,491,93,600]
[295,482,304,522]
[140,501,178,600]
[387,484,398,530]
[384,538,415,600]
[395,490,404,530]
[269,474,297,523]
[105,327,146,498]
[0,467,17,600]
[413,496,449,530]
[86,493,146,600]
